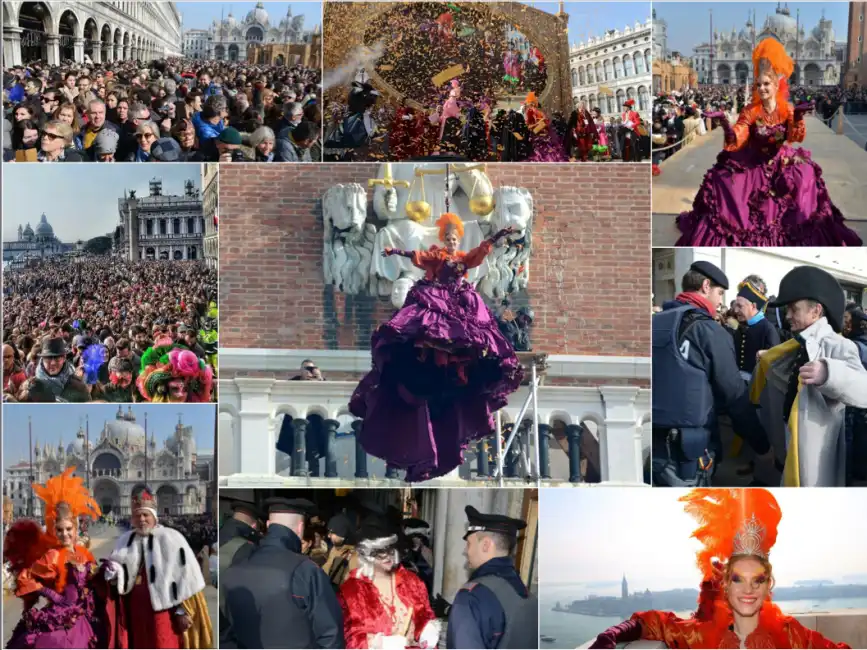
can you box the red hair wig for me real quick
[436,212,464,242]
[751,39,794,120]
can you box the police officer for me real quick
[218,500,263,573]
[220,497,344,649]
[652,261,771,487]
[446,506,537,649]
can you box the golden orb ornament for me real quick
[469,195,495,216]
[405,200,431,223]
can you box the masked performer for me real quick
[136,338,214,403]
[338,514,440,649]
[99,489,213,649]
[4,467,102,649]
[591,489,850,649]
[350,213,522,482]
[676,39,862,246]
[523,93,566,162]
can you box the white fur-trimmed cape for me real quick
[108,524,205,612]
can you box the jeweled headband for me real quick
[732,514,768,559]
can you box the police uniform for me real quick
[446,507,537,649]
[219,501,263,572]
[220,497,344,649]
[652,261,769,486]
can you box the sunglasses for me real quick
[41,130,63,141]
[303,366,317,372]
[136,132,156,140]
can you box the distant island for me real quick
[554,577,867,618]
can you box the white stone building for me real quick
[652,8,668,62]
[182,28,209,60]
[203,164,219,270]
[691,4,840,86]
[2,1,182,67]
[3,407,208,518]
[114,177,205,262]
[194,2,317,62]
[569,17,653,121]
[653,248,867,308]
[3,214,74,266]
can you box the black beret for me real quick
[690,261,729,290]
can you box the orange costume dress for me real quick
[591,489,851,649]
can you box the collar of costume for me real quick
[747,311,766,326]
[108,524,205,611]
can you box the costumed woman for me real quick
[619,98,642,162]
[591,488,851,649]
[349,213,522,482]
[676,39,862,246]
[338,514,440,649]
[136,336,214,403]
[523,92,567,162]
[4,467,102,649]
[565,102,597,162]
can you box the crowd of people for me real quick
[3,256,218,403]
[652,261,867,488]
[4,477,214,648]
[218,497,536,649]
[3,56,321,162]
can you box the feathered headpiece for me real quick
[436,212,465,242]
[681,488,781,584]
[751,39,794,117]
[137,343,213,403]
[32,467,102,546]
[82,343,107,385]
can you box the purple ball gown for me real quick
[7,561,99,649]
[676,104,862,246]
[350,242,523,482]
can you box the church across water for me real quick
[3,213,78,267]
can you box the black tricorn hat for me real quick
[39,337,68,358]
[769,267,845,333]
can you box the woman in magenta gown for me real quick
[4,468,103,649]
[350,213,522,482]
[676,39,862,247]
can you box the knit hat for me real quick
[93,128,119,155]
[218,127,242,146]
[150,137,182,162]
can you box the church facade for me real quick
[3,213,75,266]
[3,407,208,518]
[691,4,841,86]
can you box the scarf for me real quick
[675,292,716,317]
[747,311,766,326]
[35,360,75,397]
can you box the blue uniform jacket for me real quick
[446,556,527,649]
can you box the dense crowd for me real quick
[3,56,321,162]
[3,256,217,403]
[651,83,867,165]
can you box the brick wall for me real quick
[220,163,651,381]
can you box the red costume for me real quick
[592,489,851,649]
[570,108,597,162]
[338,566,436,649]
[620,99,641,161]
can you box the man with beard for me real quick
[321,513,358,590]
[753,267,867,486]
[102,356,136,402]
[446,506,536,649]
[220,498,344,649]
[34,336,91,403]
[219,500,264,571]
[99,490,213,649]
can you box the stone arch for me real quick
[613,56,622,79]
[57,7,82,39]
[122,30,130,59]
[594,61,602,83]
[155,484,179,515]
[93,477,121,515]
[2,2,16,28]
[18,1,53,62]
[632,51,643,75]
[735,62,749,85]
[92,450,123,478]
[717,63,732,84]
[83,17,98,56]
[100,22,111,60]
[547,410,573,426]
[305,404,330,420]
[804,62,821,86]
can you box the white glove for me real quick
[623,120,635,129]
[419,620,442,649]
[103,560,122,582]
[368,633,408,649]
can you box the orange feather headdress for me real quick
[33,467,102,545]
[751,39,794,117]
[680,488,782,583]
[436,212,465,242]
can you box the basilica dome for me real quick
[103,407,146,452]
[34,213,54,239]
[66,433,93,456]
[22,223,34,239]
[245,2,270,26]
[764,7,797,38]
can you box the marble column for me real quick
[233,378,277,476]
[600,386,643,483]
[2,27,23,67]
[91,40,102,64]
[46,34,61,66]
[74,37,85,63]
[114,44,122,61]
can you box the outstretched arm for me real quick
[704,108,751,152]
[787,101,812,143]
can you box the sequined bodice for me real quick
[434,257,469,284]
[748,121,787,158]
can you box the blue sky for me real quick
[654,2,852,56]
[3,404,216,464]
[176,2,322,31]
[558,2,651,47]
[2,165,201,243]
[540,489,867,592]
